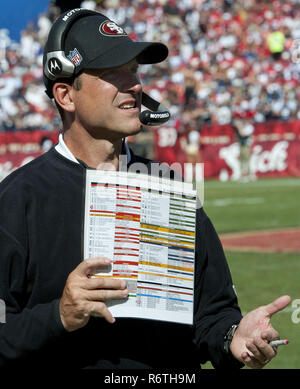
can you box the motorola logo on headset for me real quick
[47,58,63,77]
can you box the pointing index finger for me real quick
[264,295,291,317]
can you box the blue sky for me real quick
[0,0,50,41]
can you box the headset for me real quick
[43,8,170,126]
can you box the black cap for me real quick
[43,9,168,98]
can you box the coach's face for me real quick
[71,59,142,140]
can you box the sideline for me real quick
[205,177,300,189]
[220,227,300,253]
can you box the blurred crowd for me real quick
[0,0,300,133]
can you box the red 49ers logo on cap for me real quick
[99,20,127,36]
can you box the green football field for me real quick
[200,177,300,369]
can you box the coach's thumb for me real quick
[264,295,291,318]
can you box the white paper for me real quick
[84,170,196,325]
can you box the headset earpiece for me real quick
[44,9,97,82]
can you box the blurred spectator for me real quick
[180,120,202,165]
[267,28,286,60]
[80,0,97,10]
[0,0,300,133]
[232,118,256,182]
[40,135,54,152]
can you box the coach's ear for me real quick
[53,82,75,114]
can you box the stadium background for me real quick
[0,0,299,369]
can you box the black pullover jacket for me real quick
[0,147,243,369]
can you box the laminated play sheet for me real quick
[84,170,197,325]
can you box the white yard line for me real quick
[204,197,265,207]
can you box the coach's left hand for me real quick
[230,295,291,369]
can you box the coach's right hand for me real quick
[59,257,128,331]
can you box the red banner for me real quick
[154,120,300,180]
[1,121,300,182]
[0,130,59,182]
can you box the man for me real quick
[232,118,256,182]
[0,9,290,369]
